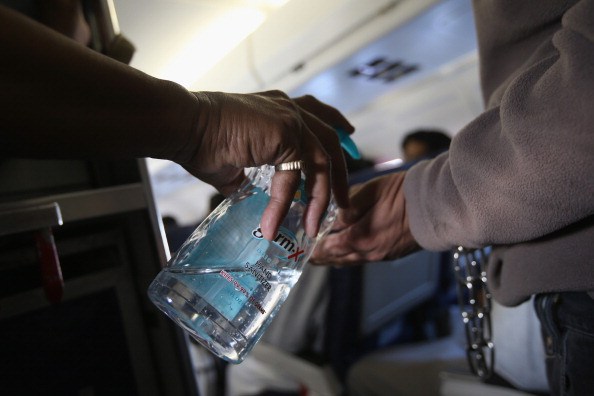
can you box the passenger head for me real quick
[401,129,452,162]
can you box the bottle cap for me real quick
[336,127,361,160]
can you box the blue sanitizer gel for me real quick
[148,165,336,363]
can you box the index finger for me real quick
[260,165,301,240]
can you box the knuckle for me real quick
[267,89,289,99]
[297,94,316,105]
[367,251,384,262]
[316,153,331,172]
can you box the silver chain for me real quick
[453,246,494,379]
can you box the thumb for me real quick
[337,182,372,226]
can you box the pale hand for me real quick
[311,172,421,266]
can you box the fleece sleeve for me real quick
[403,0,594,251]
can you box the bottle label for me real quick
[219,269,267,315]
[251,226,305,263]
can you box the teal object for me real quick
[148,165,338,364]
[336,127,361,160]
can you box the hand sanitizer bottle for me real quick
[148,165,337,363]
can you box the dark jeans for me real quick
[535,292,594,396]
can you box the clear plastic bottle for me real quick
[148,165,337,364]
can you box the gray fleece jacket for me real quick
[403,0,594,306]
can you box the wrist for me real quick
[153,81,206,166]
